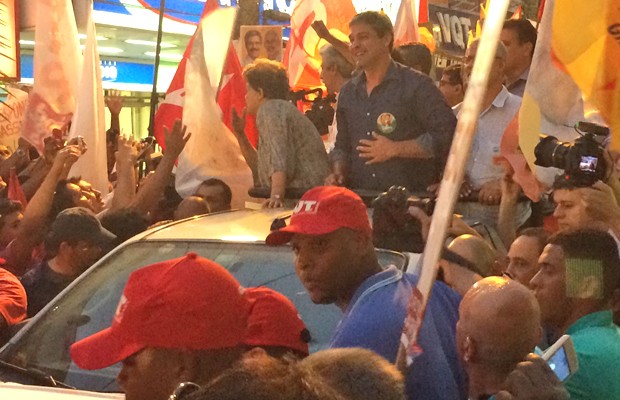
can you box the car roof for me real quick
[133,208,292,243]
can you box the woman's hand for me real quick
[263,195,283,209]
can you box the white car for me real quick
[0,382,123,399]
[0,208,416,394]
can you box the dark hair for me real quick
[393,43,432,75]
[0,199,23,231]
[50,179,80,221]
[202,178,232,206]
[245,29,262,45]
[551,173,581,192]
[442,63,463,86]
[100,208,149,247]
[350,11,394,51]
[517,227,549,253]
[549,229,620,300]
[503,19,537,58]
[243,59,290,100]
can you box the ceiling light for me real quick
[80,45,124,54]
[145,51,183,62]
[125,39,176,48]
[19,40,35,45]
[78,33,109,41]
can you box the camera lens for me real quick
[534,136,570,169]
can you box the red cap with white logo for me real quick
[265,186,371,246]
[70,253,249,370]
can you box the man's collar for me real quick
[567,310,614,335]
[351,59,400,87]
[491,86,511,108]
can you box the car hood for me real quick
[0,382,123,399]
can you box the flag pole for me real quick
[395,0,512,371]
[148,0,167,137]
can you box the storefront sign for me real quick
[0,0,19,80]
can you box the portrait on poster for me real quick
[238,25,283,66]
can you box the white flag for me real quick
[394,0,420,46]
[68,4,109,194]
[21,0,81,154]
[175,7,253,209]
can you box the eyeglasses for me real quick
[168,382,200,400]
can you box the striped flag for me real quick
[284,0,356,90]
[394,0,420,46]
[175,7,253,209]
[21,0,81,154]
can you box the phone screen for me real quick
[547,346,571,381]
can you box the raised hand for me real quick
[105,89,123,115]
[163,119,191,158]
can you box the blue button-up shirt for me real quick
[332,61,457,191]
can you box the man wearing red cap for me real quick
[267,186,466,400]
[70,253,250,400]
[243,287,310,358]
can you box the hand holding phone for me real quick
[541,334,579,382]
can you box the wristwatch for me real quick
[271,194,282,200]
[15,148,26,158]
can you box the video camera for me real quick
[289,88,336,135]
[371,186,435,253]
[534,121,610,187]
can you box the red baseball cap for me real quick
[243,287,309,356]
[70,253,249,370]
[266,186,371,245]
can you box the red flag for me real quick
[153,0,218,149]
[8,168,27,208]
[154,0,257,148]
[217,44,259,148]
[175,8,253,209]
[418,0,429,24]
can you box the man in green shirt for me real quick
[531,229,620,399]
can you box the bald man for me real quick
[440,234,498,296]
[174,196,209,220]
[457,277,542,399]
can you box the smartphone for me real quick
[541,334,579,382]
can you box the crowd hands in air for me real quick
[0,10,619,400]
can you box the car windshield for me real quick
[0,240,406,392]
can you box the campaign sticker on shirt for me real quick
[377,112,397,135]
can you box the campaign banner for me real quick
[0,88,29,152]
[429,4,478,56]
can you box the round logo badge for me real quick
[377,112,397,135]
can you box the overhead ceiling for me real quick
[19,24,193,65]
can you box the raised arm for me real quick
[131,120,190,215]
[5,146,81,276]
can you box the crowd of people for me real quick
[0,9,619,400]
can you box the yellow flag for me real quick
[552,1,620,149]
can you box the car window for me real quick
[0,241,406,392]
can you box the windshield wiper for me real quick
[0,360,75,389]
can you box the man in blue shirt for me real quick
[327,12,456,192]
[267,186,467,400]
